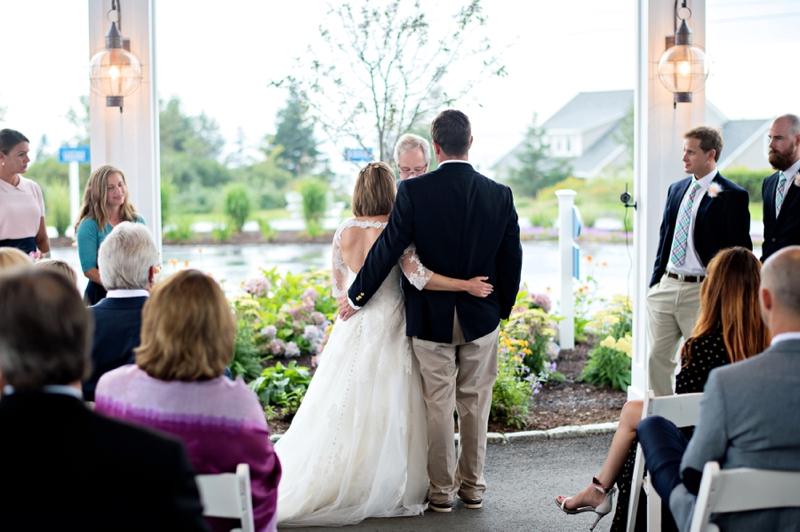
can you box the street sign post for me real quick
[58,146,91,237]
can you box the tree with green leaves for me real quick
[612,104,634,170]
[273,0,505,163]
[270,90,320,177]
[506,122,572,198]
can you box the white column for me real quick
[630,0,706,399]
[556,189,577,350]
[88,0,161,255]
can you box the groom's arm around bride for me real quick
[341,109,522,510]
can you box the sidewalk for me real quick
[284,433,616,531]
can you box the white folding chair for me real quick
[689,461,800,532]
[195,463,255,532]
[626,391,704,532]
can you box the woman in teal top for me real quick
[75,164,145,305]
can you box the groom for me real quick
[340,109,523,512]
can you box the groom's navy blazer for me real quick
[761,170,800,261]
[650,173,751,287]
[348,161,522,343]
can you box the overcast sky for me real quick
[2,0,799,174]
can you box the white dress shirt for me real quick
[771,331,800,346]
[667,170,717,276]
[106,289,150,298]
[776,158,800,208]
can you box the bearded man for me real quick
[761,114,800,261]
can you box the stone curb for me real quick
[269,421,618,444]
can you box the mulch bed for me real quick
[266,342,626,436]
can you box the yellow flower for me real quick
[521,348,532,355]
[616,335,633,357]
[600,336,617,349]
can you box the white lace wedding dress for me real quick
[274,220,431,527]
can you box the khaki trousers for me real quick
[412,312,499,505]
[645,275,702,396]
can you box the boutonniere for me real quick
[793,172,800,187]
[707,182,723,198]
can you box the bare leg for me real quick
[557,400,643,510]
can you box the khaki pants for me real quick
[412,312,499,505]
[645,275,702,396]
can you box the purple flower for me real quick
[243,277,271,298]
[261,325,277,339]
[269,338,286,356]
[531,293,552,313]
[303,325,321,341]
[311,311,326,325]
[302,287,319,301]
[285,341,301,358]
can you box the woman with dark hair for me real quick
[555,247,770,531]
[0,129,50,256]
[75,164,144,304]
[274,162,493,527]
[95,269,281,532]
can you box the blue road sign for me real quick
[58,146,91,164]
[345,148,374,162]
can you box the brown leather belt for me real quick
[665,272,706,283]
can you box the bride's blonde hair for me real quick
[352,162,396,217]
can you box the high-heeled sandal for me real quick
[555,476,617,531]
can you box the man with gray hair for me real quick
[762,114,800,261]
[82,221,158,400]
[395,133,431,180]
[637,246,800,531]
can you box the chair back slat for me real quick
[647,392,703,427]
[690,461,800,532]
[196,463,255,532]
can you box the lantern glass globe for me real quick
[89,47,142,98]
[657,44,710,94]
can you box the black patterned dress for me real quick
[610,328,729,532]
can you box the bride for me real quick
[274,162,492,527]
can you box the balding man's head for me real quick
[760,246,800,329]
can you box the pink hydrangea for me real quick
[244,277,271,298]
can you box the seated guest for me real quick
[0,246,31,270]
[637,245,800,531]
[96,269,281,532]
[556,247,769,530]
[82,222,158,401]
[36,258,78,286]
[0,268,208,531]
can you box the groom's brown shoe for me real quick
[427,501,452,513]
[458,493,483,509]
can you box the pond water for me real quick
[52,240,638,310]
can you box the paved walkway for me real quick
[285,433,616,531]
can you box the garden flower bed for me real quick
[229,269,634,435]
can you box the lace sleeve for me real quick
[399,244,433,291]
[331,224,349,297]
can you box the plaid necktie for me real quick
[669,180,702,267]
[776,171,787,217]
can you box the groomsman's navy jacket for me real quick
[761,170,800,261]
[650,173,752,287]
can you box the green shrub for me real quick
[299,178,327,233]
[160,178,177,224]
[586,295,633,341]
[230,319,264,381]
[250,361,311,408]
[211,221,234,243]
[581,335,632,391]
[224,184,251,233]
[491,347,532,429]
[164,217,194,242]
[503,308,556,376]
[258,218,277,240]
[528,212,554,228]
[44,183,71,237]
[724,165,771,198]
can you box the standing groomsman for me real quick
[761,114,800,261]
[647,127,752,396]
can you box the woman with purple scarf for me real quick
[95,269,281,532]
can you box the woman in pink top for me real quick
[0,129,50,255]
[95,269,281,532]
